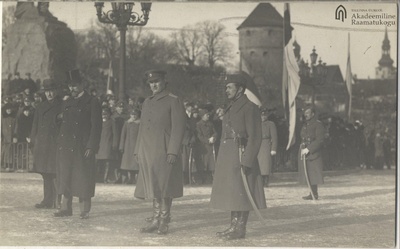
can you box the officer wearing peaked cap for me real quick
[210,72,266,240]
[54,69,102,219]
[134,69,186,235]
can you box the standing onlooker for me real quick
[257,108,278,187]
[181,102,196,184]
[111,101,127,183]
[32,92,43,109]
[365,130,376,169]
[298,106,325,200]
[195,109,217,184]
[374,132,384,170]
[119,109,141,184]
[54,69,102,219]
[382,133,392,169]
[134,69,186,235]
[210,72,266,240]
[96,108,117,183]
[1,104,16,171]
[30,79,62,209]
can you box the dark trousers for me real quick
[41,173,56,206]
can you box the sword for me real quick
[188,147,193,185]
[301,144,316,201]
[212,144,216,162]
[238,144,267,225]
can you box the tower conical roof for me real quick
[378,28,393,67]
[237,3,283,30]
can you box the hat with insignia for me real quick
[144,69,167,83]
[66,69,82,86]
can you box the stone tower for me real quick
[237,3,284,107]
[375,27,395,79]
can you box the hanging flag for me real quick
[282,3,301,150]
[345,33,352,120]
[240,71,262,107]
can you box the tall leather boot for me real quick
[311,185,318,199]
[140,199,161,233]
[158,198,171,235]
[225,211,249,240]
[216,211,239,237]
[79,198,91,219]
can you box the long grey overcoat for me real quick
[119,120,140,171]
[257,120,278,175]
[96,118,117,160]
[298,117,324,185]
[56,92,102,198]
[210,95,266,211]
[30,97,62,174]
[134,90,186,199]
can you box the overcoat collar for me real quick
[64,91,91,108]
[149,89,170,101]
[226,94,249,115]
[42,97,61,114]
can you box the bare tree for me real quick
[197,20,233,68]
[170,25,203,66]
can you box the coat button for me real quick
[61,134,64,136]
[75,122,78,125]
[71,149,74,152]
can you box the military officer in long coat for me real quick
[134,69,186,235]
[29,79,62,209]
[298,106,324,200]
[257,108,278,187]
[54,69,102,219]
[210,72,266,240]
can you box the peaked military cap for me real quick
[199,109,210,118]
[66,69,82,86]
[144,69,167,83]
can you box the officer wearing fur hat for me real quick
[134,69,186,235]
[298,105,324,200]
[30,79,62,208]
[257,108,278,187]
[54,69,102,219]
[210,72,266,240]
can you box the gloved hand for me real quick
[271,150,276,156]
[241,165,252,176]
[26,137,31,143]
[167,154,177,165]
[301,148,310,156]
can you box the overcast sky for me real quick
[2,2,398,79]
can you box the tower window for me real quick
[246,30,251,36]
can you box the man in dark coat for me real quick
[54,69,102,219]
[30,79,62,208]
[134,69,186,235]
[298,106,325,200]
[210,72,266,240]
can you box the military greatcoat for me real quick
[56,92,102,198]
[30,97,62,174]
[119,120,140,171]
[257,120,278,175]
[210,95,266,211]
[134,90,186,199]
[195,119,217,172]
[298,116,324,185]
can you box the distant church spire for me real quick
[378,27,393,68]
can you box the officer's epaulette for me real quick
[168,93,178,98]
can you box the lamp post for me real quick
[298,46,328,105]
[94,2,152,101]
